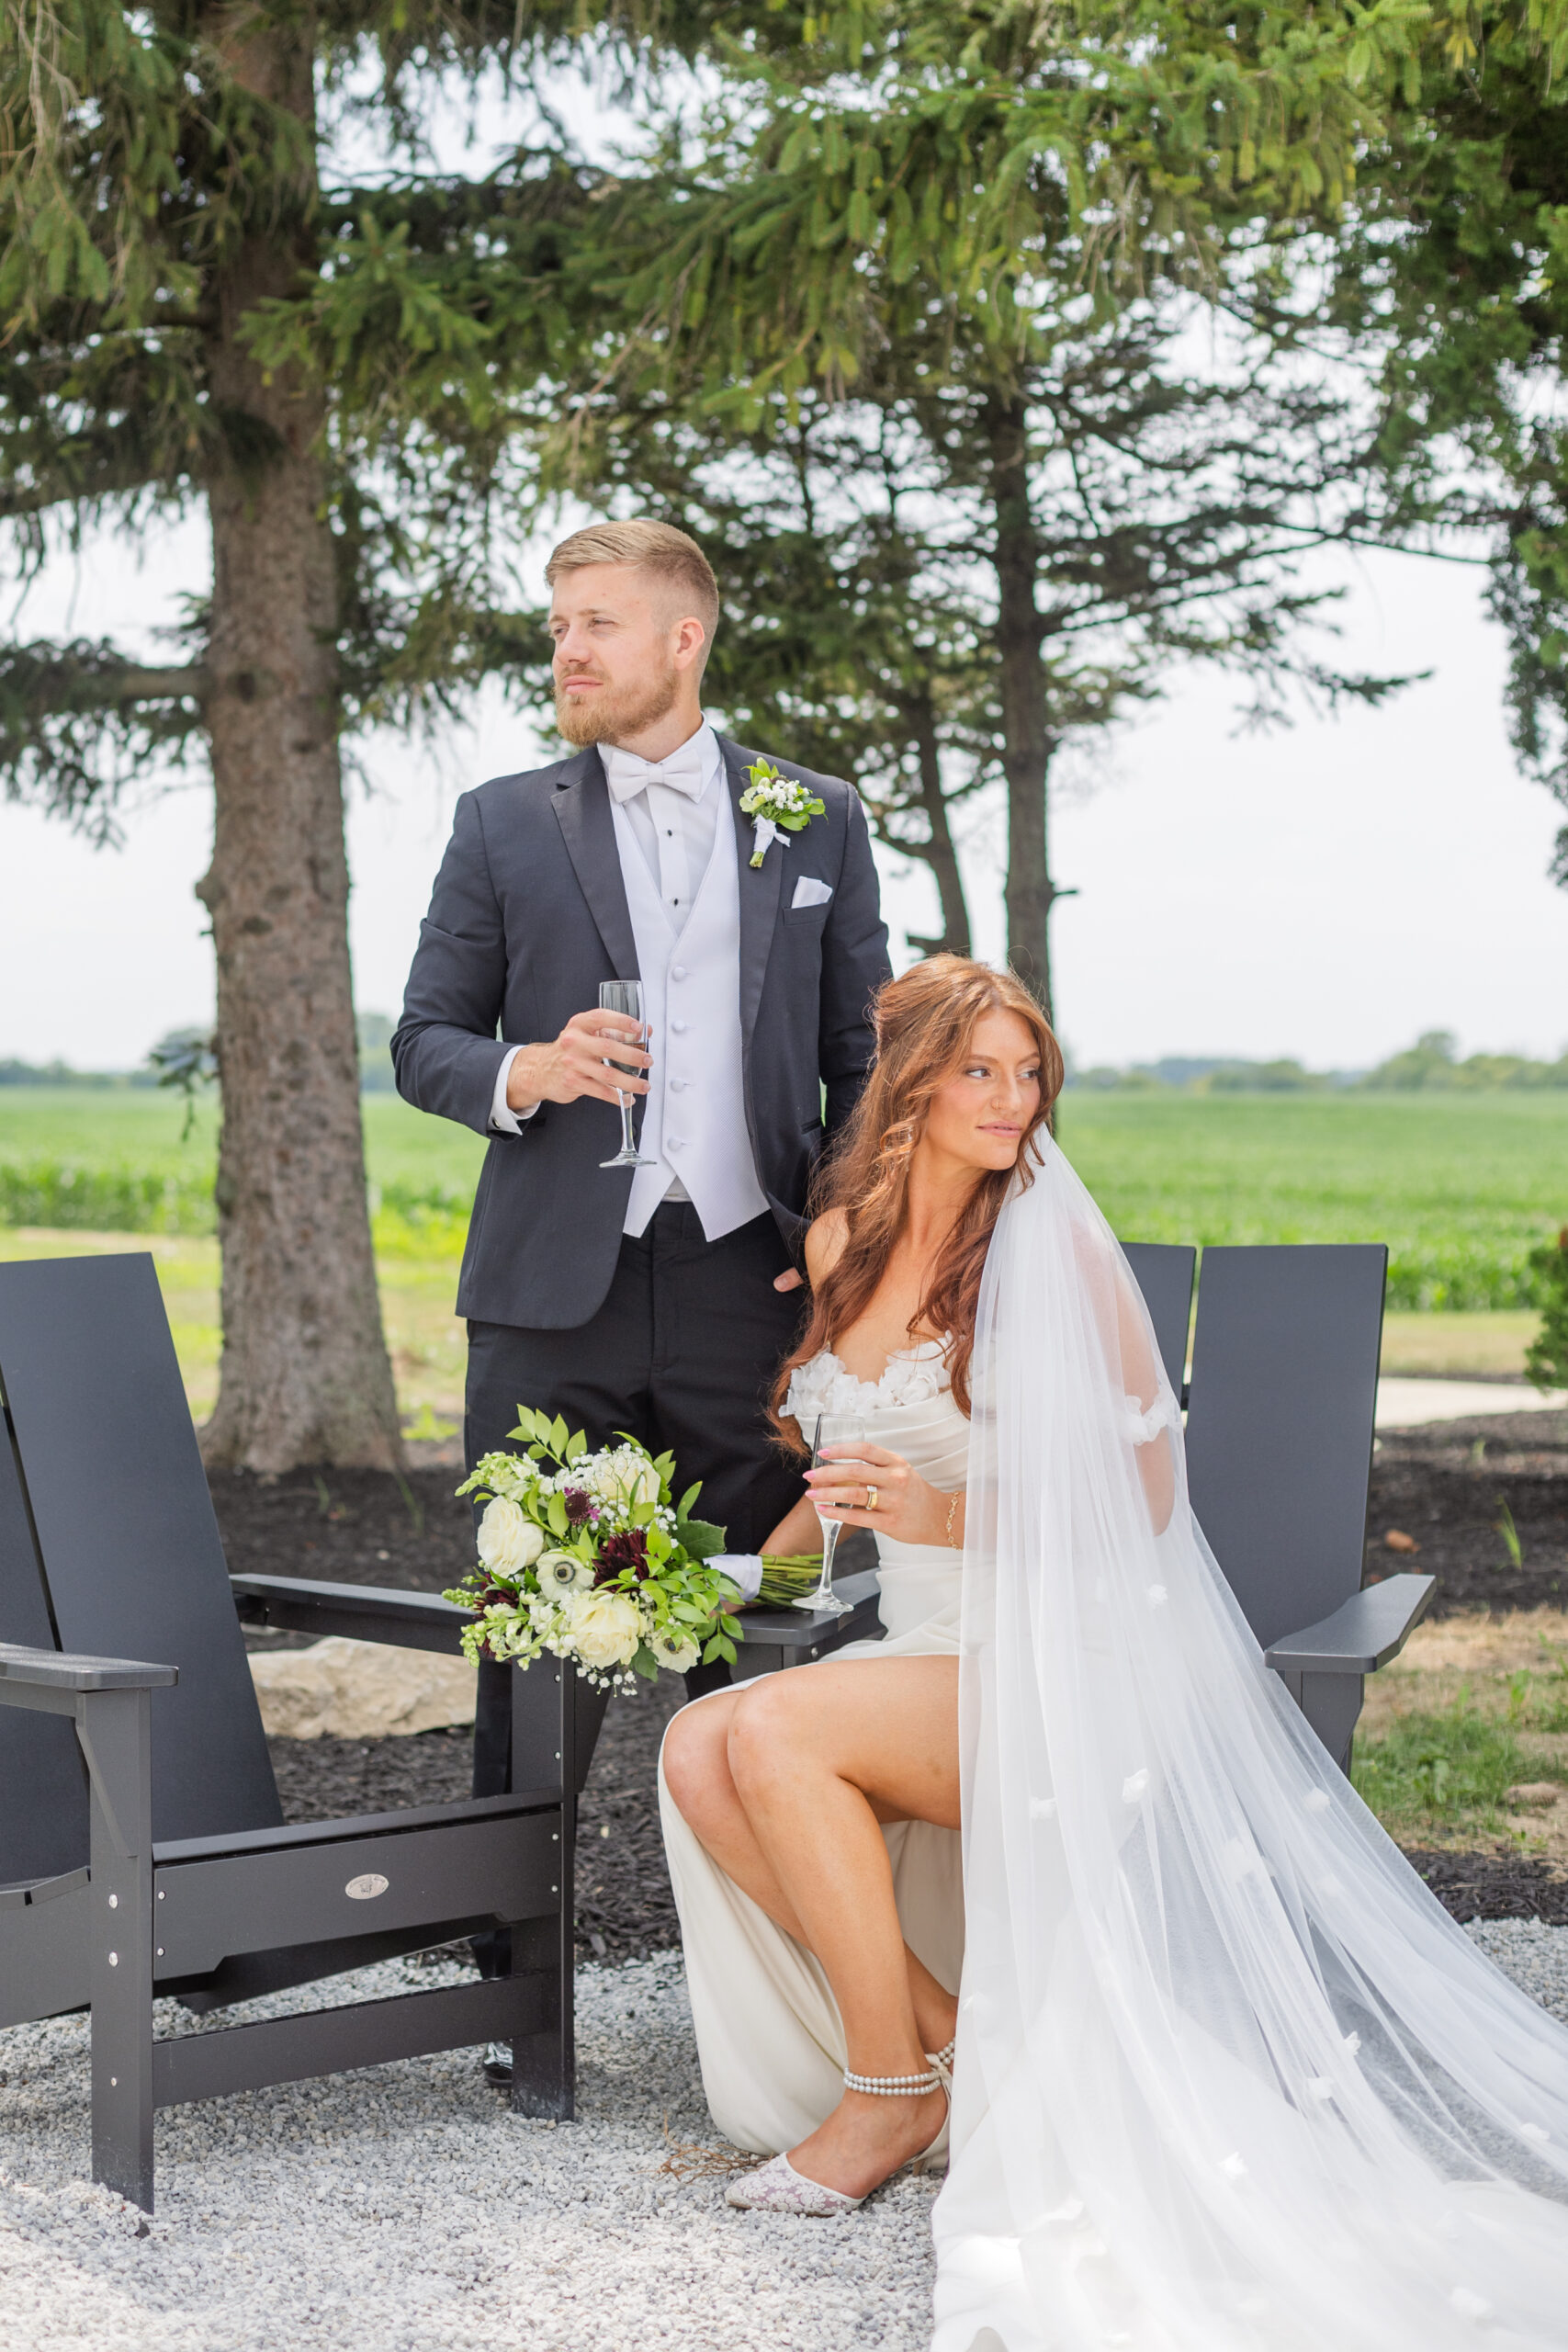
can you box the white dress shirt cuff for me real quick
[490,1046,539,1133]
[712,1554,764,1602]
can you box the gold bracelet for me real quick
[945,1492,961,1549]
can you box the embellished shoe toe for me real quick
[725,2153,864,2216]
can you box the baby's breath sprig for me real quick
[739,757,827,869]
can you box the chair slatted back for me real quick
[1122,1243,1197,1405]
[0,1255,281,1856]
[1184,1244,1386,1650]
[0,1405,89,1882]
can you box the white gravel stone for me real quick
[5,1928,1563,2349]
[0,1951,939,2351]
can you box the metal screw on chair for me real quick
[107,1894,118,1908]
[107,1952,118,1966]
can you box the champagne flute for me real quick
[795,1410,866,1617]
[598,980,656,1170]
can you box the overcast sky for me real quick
[2,507,1563,1074]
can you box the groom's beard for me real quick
[554,657,682,749]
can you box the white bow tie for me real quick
[602,739,709,804]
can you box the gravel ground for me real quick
[0,1951,941,2352]
[3,1927,1567,2351]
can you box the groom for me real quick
[392,517,890,1756]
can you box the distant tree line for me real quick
[1073,1034,1568,1093]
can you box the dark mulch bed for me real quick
[1367,1408,1568,1614]
[225,1422,1568,1958]
[1404,1848,1568,1927]
[214,1460,476,1653]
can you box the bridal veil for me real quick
[936,1138,1568,2351]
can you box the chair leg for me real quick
[1287,1670,1365,1779]
[78,1687,155,2211]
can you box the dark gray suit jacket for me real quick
[391,735,892,1329]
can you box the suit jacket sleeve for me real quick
[819,786,893,1136]
[390,790,530,1140]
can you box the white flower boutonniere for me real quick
[739,757,827,871]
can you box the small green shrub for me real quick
[1525,1227,1568,1392]
[1351,1702,1564,1833]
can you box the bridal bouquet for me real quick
[444,1409,741,1689]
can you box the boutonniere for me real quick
[739,757,827,871]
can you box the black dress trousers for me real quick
[465,1203,807,1803]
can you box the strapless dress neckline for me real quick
[784,1339,949,1419]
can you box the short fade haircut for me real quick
[545,519,720,667]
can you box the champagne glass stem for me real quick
[804,1520,840,1611]
[617,1092,637,1158]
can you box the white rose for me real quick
[564,1589,643,1671]
[536,1548,594,1596]
[649,1628,701,1675]
[477,1498,544,1577]
[598,1448,660,1510]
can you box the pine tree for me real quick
[585,0,1425,1013]
[0,0,739,1471]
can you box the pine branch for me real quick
[0,639,209,842]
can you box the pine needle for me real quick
[658,2113,764,2181]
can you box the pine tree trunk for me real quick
[904,694,972,955]
[987,390,1059,1022]
[194,15,401,1474]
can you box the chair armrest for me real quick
[1264,1574,1436,1677]
[0,1641,176,1695]
[231,1575,472,1658]
[736,1566,883,1651]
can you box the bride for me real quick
[659,956,1568,2349]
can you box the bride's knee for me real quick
[661,1698,733,1828]
[726,1673,807,1794]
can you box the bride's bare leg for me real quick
[663,1692,804,1937]
[663,1691,958,2056]
[720,1657,960,2197]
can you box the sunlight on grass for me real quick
[0,1227,467,1431]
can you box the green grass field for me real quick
[1056,1091,1568,1309]
[3,1083,1565,1311]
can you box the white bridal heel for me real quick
[725,2048,953,2216]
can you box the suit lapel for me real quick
[551,749,640,981]
[719,735,784,1043]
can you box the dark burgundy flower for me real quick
[595,1527,649,1584]
[562,1487,594,1528]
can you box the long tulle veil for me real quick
[934,1137,1568,2352]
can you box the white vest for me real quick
[610,791,769,1242]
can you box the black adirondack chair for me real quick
[1184,1243,1433,1770]
[0,1251,605,2214]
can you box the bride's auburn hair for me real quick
[773,957,1064,1440]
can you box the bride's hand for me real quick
[807,1442,960,1549]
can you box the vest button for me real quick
[671,964,688,980]
[670,1079,687,1092]
[668,1136,684,1151]
[671,1020,689,1034]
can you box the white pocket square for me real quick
[791,876,834,910]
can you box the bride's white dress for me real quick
[657,1339,967,2155]
[660,1143,1568,2350]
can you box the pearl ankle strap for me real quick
[842,2064,942,2096]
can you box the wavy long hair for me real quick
[772,957,1065,1442]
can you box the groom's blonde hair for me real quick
[546,520,719,671]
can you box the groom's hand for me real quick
[506,1009,652,1113]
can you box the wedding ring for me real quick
[864,1485,880,1513]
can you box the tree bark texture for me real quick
[904,694,972,956]
[195,12,401,1474]
[987,392,1059,1022]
